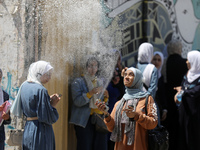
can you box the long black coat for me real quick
[166,54,188,111]
[165,54,188,150]
[178,76,200,150]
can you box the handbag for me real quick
[145,96,169,150]
[91,113,109,133]
[6,129,24,146]
[148,126,169,150]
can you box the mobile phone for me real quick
[128,105,134,121]
[96,99,109,112]
[128,105,134,109]
[58,94,62,97]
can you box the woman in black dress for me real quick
[174,50,200,150]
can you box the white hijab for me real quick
[138,43,155,89]
[187,50,200,83]
[153,51,164,79]
[27,60,53,84]
[11,60,53,117]
[138,43,154,63]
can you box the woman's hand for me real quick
[174,86,182,104]
[0,102,6,111]
[95,101,109,115]
[50,94,61,107]
[2,111,10,120]
[174,86,182,92]
[121,67,128,77]
[123,106,137,119]
[89,86,103,96]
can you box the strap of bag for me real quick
[144,96,148,115]
[145,96,161,127]
[95,113,104,121]
[143,83,148,91]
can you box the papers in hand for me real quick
[0,100,12,126]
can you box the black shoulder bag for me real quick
[145,96,169,150]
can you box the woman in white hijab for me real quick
[174,50,200,150]
[11,60,60,150]
[137,42,158,99]
[152,52,168,122]
[137,43,160,125]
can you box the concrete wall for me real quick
[1,0,101,150]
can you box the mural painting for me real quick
[102,0,200,66]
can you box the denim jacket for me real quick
[137,63,158,99]
[69,77,104,128]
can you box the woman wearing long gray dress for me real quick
[11,60,60,150]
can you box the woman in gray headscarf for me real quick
[96,67,158,150]
[11,60,60,150]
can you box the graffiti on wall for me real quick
[102,0,200,66]
[1,72,19,149]
[0,1,22,149]
[1,72,19,100]
[102,0,173,66]
[174,0,200,51]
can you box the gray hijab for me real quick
[110,67,149,145]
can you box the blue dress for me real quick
[137,62,158,99]
[20,82,59,150]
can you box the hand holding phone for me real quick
[50,93,61,107]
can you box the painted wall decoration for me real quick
[1,72,19,100]
[174,0,200,51]
[102,0,200,66]
[1,72,20,150]
[0,1,26,149]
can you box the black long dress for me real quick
[165,54,188,150]
[178,75,200,150]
